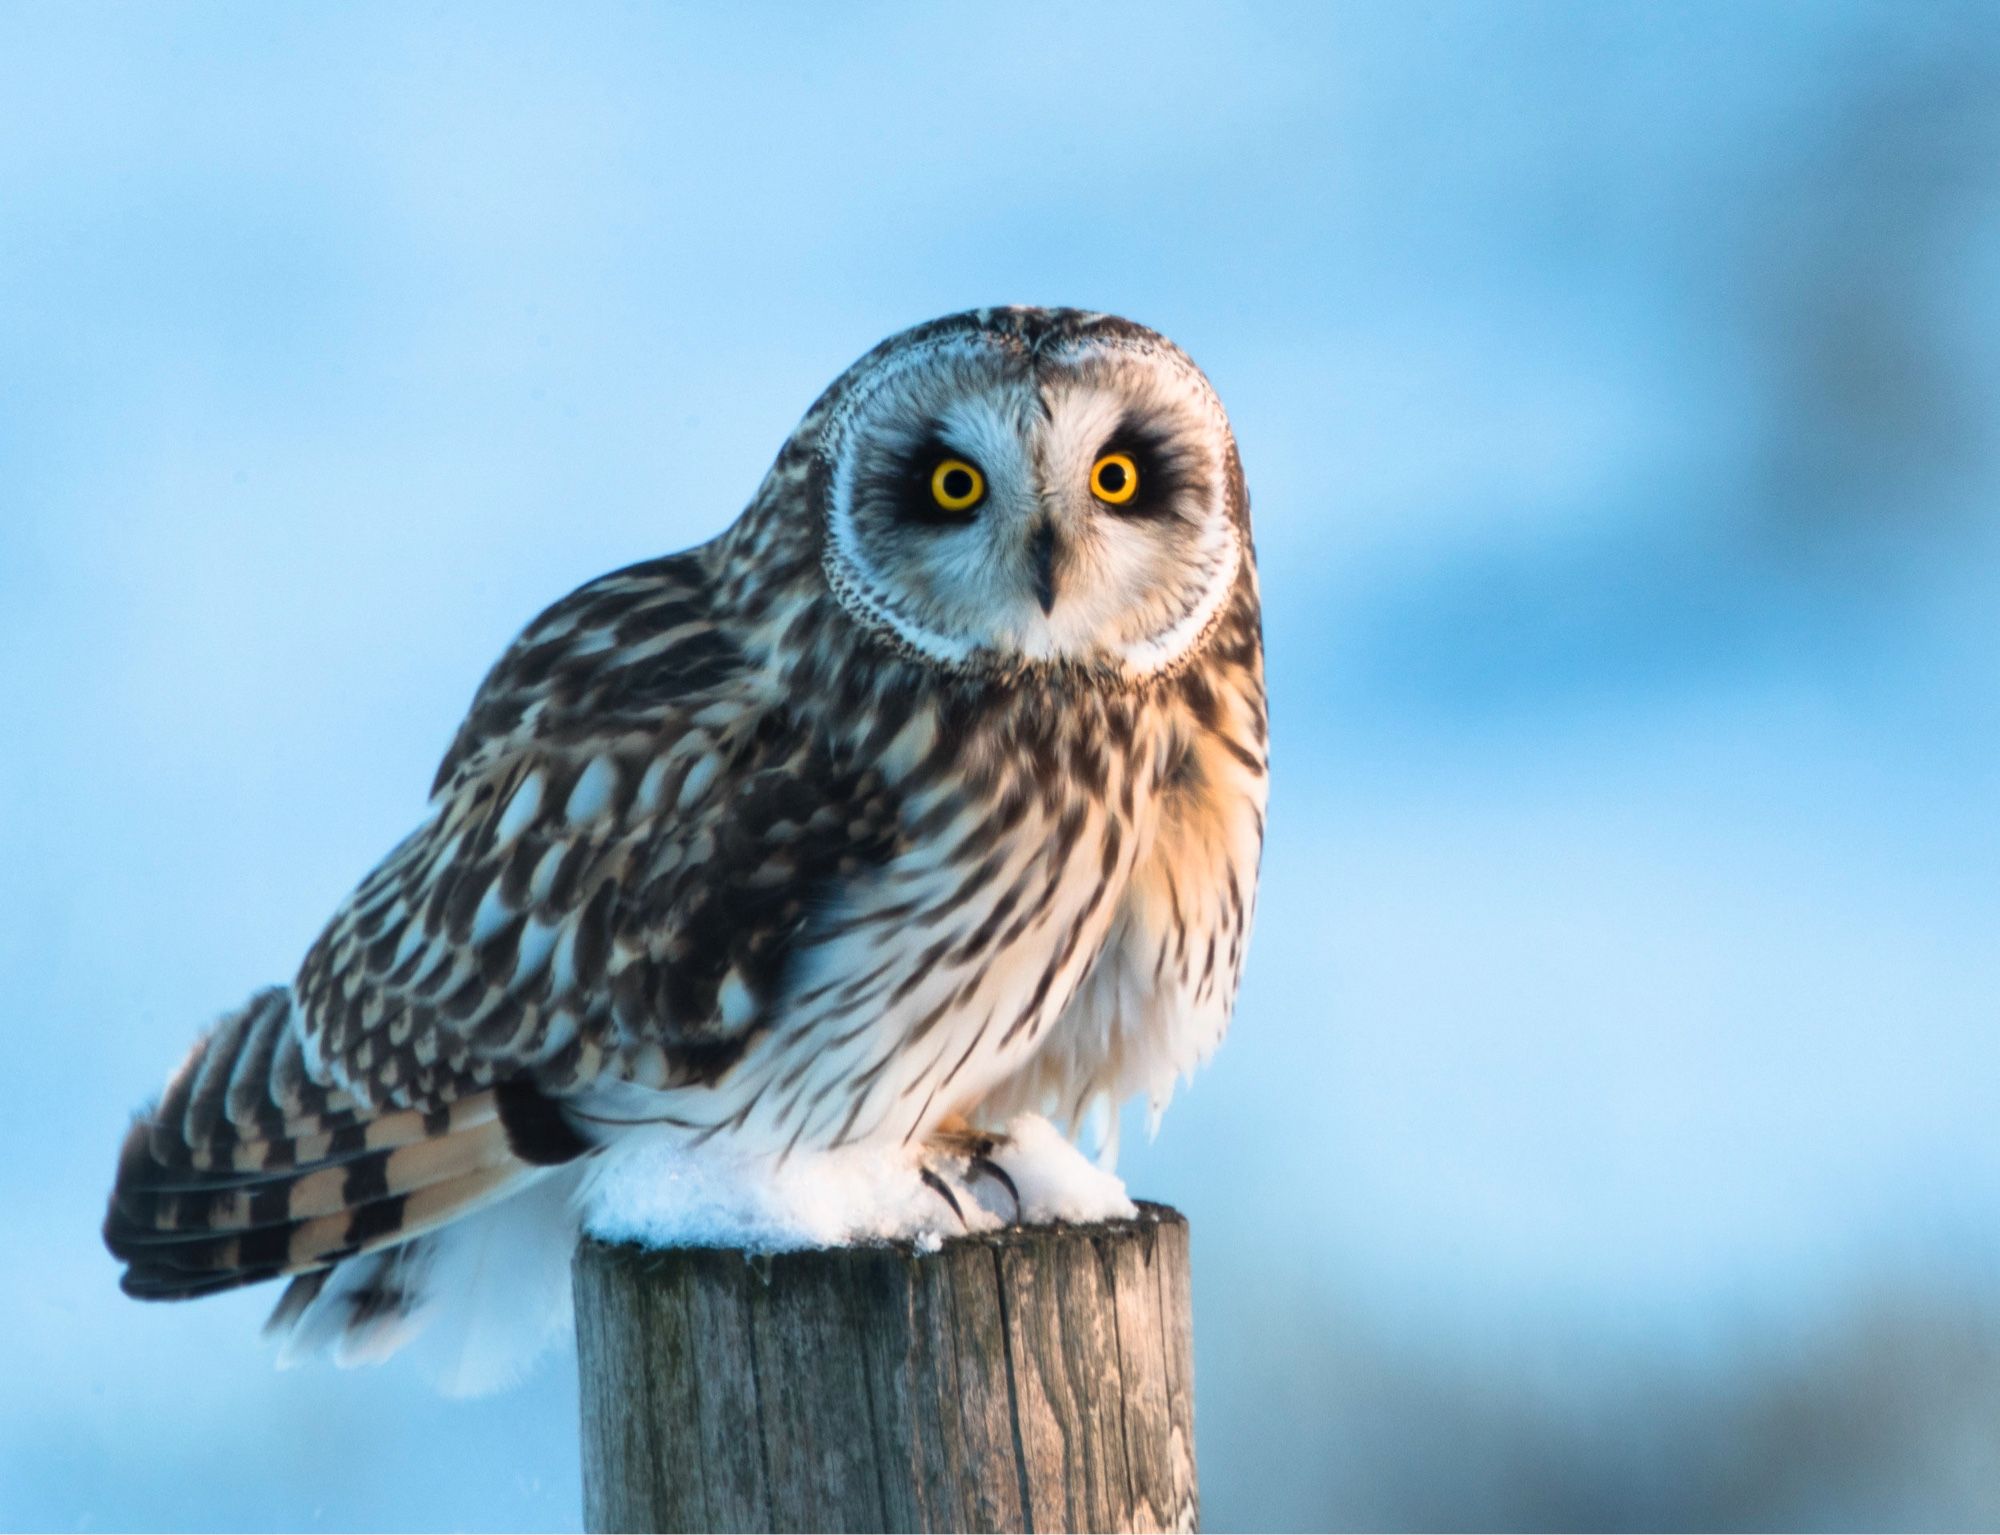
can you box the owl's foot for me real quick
[918,1118,1021,1227]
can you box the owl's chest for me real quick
[965,654,1271,1134]
[912,707,1168,977]
[723,694,1175,1151]
[871,713,1176,1121]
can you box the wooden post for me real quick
[573,1202,1198,1534]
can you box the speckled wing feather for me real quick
[294,548,900,1110]
[108,548,903,1302]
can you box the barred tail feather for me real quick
[105,986,595,1385]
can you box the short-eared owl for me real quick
[105,307,1268,1366]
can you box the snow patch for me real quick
[582,1112,1137,1253]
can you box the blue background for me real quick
[4,3,1998,1528]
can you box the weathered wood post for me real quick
[573,1202,1198,1533]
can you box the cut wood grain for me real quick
[575,1203,1198,1533]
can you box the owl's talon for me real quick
[919,1165,967,1226]
[970,1154,1021,1219]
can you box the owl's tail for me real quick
[103,987,592,1392]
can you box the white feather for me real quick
[271,1169,585,1398]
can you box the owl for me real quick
[104,307,1268,1374]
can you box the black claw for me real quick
[920,1166,967,1226]
[971,1155,1021,1220]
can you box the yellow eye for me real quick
[1090,451,1139,505]
[929,458,985,513]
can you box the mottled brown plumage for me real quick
[104,307,1268,1376]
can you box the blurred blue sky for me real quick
[3,3,1998,1529]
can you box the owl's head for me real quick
[804,308,1248,683]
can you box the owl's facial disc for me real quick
[819,320,1242,681]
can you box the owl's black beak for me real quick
[1030,520,1059,614]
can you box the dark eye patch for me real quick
[879,425,983,527]
[1093,414,1195,520]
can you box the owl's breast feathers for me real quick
[975,559,1269,1135]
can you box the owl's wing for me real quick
[295,549,902,1111]
[107,551,901,1305]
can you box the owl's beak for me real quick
[1030,520,1059,614]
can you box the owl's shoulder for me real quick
[431,547,751,799]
